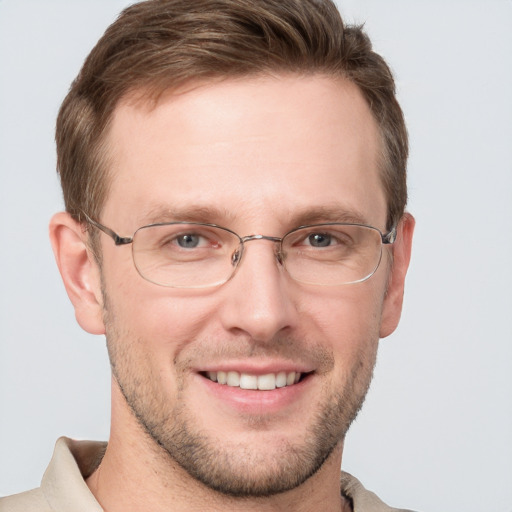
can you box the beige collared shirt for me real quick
[0,437,414,512]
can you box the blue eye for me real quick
[307,233,332,247]
[176,234,201,248]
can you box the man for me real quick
[1,0,414,510]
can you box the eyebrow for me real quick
[287,205,370,228]
[139,205,239,226]
[137,203,371,231]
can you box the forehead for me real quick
[103,74,386,231]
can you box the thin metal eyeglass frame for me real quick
[81,212,397,287]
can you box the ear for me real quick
[49,212,105,335]
[379,212,415,338]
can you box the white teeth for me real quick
[240,373,258,390]
[257,373,276,391]
[227,371,240,387]
[275,372,287,388]
[205,370,302,389]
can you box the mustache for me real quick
[175,335,335,373]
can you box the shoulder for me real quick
[340,471,417,512]
[0,437,106,512]
[0,487,53,512]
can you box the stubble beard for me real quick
[103,293,377,498]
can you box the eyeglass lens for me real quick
[130,223,385,288]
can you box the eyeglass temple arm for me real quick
[80,212,133,246]
[382,226,397,244]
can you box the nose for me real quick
[218,238,299,343]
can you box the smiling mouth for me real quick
[202,371,306,391]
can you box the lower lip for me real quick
[197,373,312,415]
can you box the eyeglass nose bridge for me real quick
[231,234,285,267]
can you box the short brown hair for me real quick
[56,0,407,230]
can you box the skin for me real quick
[50,74,414,512]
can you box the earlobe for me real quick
[379,212,415,338]
[49,212,106,335]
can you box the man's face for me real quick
[96,75,397,496]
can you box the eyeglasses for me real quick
[83,213,396,288]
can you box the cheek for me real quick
[301,283,385,362]
[103,262,221,358]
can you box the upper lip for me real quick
[195,359,315,375]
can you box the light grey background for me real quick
[1,1,511,511]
